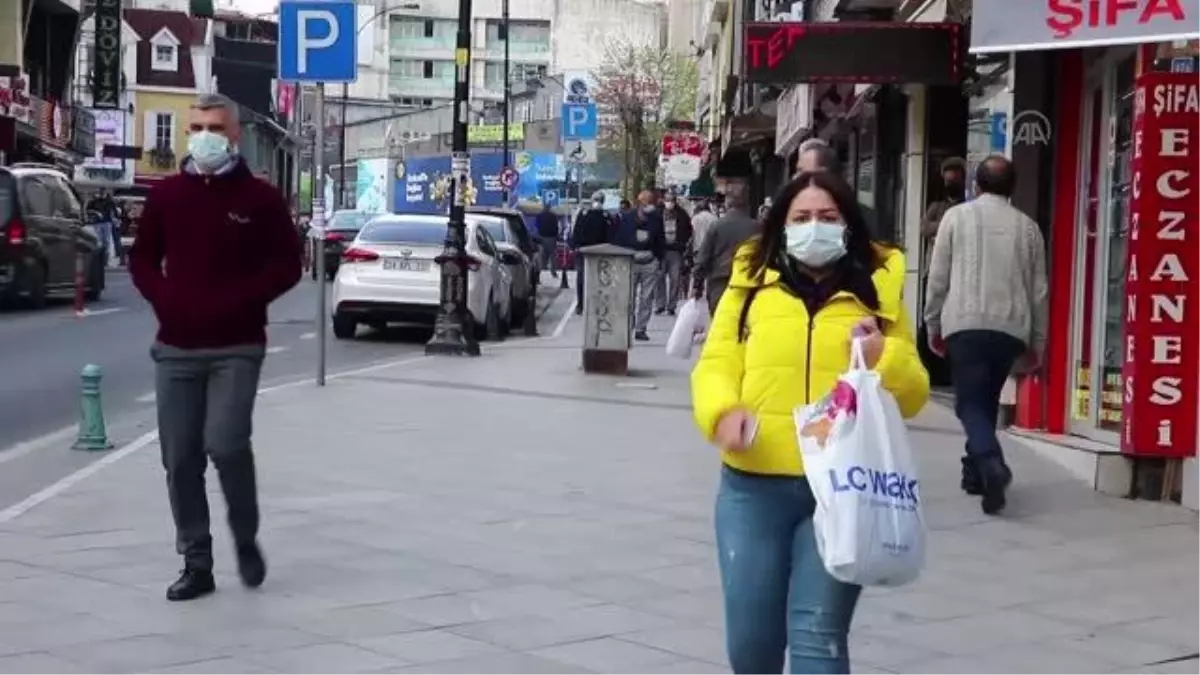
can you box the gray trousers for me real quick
[632,260,659,333]
[152,343,265,571]
[654,249,685,312]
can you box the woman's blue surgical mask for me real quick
[784,220,847,268]
[187,131,232,172]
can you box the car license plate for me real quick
[384,258,429,272]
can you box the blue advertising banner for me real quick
[394,151,566,213]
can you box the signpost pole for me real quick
[426,0,479,357]
[313,84,328,386]
[501,0,511,204]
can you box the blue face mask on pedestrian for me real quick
[784,220,847,268]
[187,131,232,172]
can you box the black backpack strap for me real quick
[736,286,760,343]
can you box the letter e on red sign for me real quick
[1121,72,1199,459]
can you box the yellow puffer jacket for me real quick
[691,243,930,476]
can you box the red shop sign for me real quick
[1122,72,1199,458]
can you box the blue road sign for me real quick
[561,104,598,141]
[278,0,358,82]
[542,189,560,207]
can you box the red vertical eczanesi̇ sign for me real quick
[1122,72,1199,458]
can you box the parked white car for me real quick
[330,213,512,340]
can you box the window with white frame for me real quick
[151,29,180,71]
[155,113,174,150]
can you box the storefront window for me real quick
[966,55,1013,195]
[1098,56,1136,430]
[1071,49,1137,436]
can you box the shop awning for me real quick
[970,0,1200,54]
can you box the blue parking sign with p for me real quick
[278,0,358,82]
[561,104,597,140]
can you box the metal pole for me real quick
[313,85,328,385]
[426,0,479,356]
[291,83,303,212]
[338,82,348,209]
[501,0,510,204]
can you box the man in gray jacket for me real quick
[925,155,1048,516]
[691,180,759,315]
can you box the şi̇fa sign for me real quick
[1122,73,1199,458]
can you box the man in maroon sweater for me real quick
[130,94,301,602]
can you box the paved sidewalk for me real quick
[0,310,1196,674]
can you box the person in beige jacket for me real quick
[925,155,1049,516]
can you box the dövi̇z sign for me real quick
[1122,72,1199,458]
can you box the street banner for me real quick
[1121,71,1199,458]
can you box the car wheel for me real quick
[332,313,358,339]
[475,295,501,341]
[84,253,105,302]
[24,263,47,309]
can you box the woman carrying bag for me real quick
[691,171,930,674]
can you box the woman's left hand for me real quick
[852,317,885,369]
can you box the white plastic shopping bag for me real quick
[665,298,709,359]
[793,338,926,587]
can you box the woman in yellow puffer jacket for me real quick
[691,171,930,675]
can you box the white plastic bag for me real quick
[665,298,709,359]
[793,338,926,587]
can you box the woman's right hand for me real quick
[714,408,754,452]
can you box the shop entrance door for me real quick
[1067,48,1137,442]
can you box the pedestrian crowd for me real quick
[127,93,1047,675]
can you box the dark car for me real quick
[467,206,541,279]
[0,164,105,308]
[315,210,376,281]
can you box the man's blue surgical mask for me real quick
[784,220,847,268]
[188,131,232,172]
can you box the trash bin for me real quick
[578,243,637,375]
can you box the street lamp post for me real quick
[426,0,479,356]
[500,0,510,204]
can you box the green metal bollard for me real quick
[73,364,113,451]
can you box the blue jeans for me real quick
[715,466,862,674]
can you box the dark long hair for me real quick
[743,171,895,310]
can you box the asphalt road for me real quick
[0,269,568,512]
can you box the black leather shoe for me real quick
[237,542,267,588]
[979,459,1013,516]
[960,456,982,496]
[166,568,215,602]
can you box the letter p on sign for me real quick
[297,10,337,75]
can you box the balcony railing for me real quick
[388,36,456,53]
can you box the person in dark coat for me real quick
[654,194,694,316]
[535,204,560,278]
[570,191,613,314]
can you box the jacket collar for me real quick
[728,242,906,322]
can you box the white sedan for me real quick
[330,214,512,340]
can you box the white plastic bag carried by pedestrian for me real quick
[665,298,709,359]
[793,338,926,587]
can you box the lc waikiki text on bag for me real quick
[793,338,927,587]
[665,298,710,359]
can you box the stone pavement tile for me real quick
[0,560,46,581]
[1125,657,1200,674]
[1050,621,1200,670]
[861,607,1085,657]
[159,657,280,673]
[184,625,332,654]
[242,641,403,673]
[279,604,433,640]
[446,603,682,651]
[561,573,681,605]
[1022,589,1190,628]
[0,614,167,657]
[0,651,92,674]
[532,636,682,672]
[387,591,539,627]
[49,634,222,673]
[905,637,1124,675]
[388,650,589,674]
[1116,615,1200,653]
[637,561,722,593]
[617,625,729,665]
[0,600,82,627]
[629,589,724,629]
[460,582,606,614]
[849,631,952,672]
[653,658,730,673]
[350,628,504,664]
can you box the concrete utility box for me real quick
[579,243,636,375]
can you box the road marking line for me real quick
[0,430,159,524]
[299,332,316,340]
[550,298,577,340]
[266,346,288,355]
[0,353,432,523]
[76,307,126,317]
